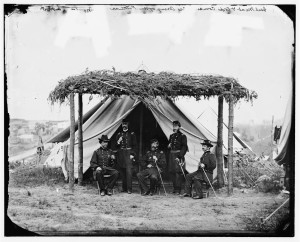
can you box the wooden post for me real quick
[227,93,234,196]
[78,93,83,186]
[69,92,75,191]
[139,105,143,172]
[216,95,225,187]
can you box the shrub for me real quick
[232,153,284,193]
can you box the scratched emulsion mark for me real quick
[5,4,94,17]
[40,5,93,14]
[109,4,187,15]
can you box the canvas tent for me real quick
[274,89,294,166]
[46,95,220,179]
[44,142,68,178]
[47,69,258,193]
[196,107,253,153]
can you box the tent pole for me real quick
[139,105,143,171]
[69,92,75,191]
[227,93,234,196]
[217,95,225,187]
[78,93,83,186]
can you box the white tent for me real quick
[43,142,68,178]
[46,96,231,179]
[274,85,293,166]
[197,106,253,153]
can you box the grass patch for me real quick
[241,200,291,233]
[9,165,66,187]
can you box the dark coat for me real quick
[141,149,166,171]
[90,147,115,170]
[168,131,188,172]
[168,131,188,159]
[194,151,216,184]
[115,130,137,156]
[114,130,137,168]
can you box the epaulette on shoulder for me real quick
[131,132,135,135]
[146,150,151,154]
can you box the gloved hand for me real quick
[147,164,153,168]
[96,167,102,171]
[117,136,123,144]
[199,163,205,169]
[130,155,134,160]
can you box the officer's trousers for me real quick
[137,168,159,193]
[95,167,119,192]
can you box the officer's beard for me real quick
[173,128,179,133]
[151,145,158,151]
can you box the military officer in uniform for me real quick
[181,140,216,199]
[167,120,188,195]
[90,135,119,196]
[115,119,137,194]
[137,139,166,196]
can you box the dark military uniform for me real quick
[115,130,137,192]
[90,146,119,192]
[168,131,188,193]
[183,150,216,197]
[137,149,166,194]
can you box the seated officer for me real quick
[90,135,119,196]
[137,139,166,196]
[181,140,216,199]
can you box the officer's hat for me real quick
[172,120,181,127]
[98,134,110,143]
[200,139,213,147]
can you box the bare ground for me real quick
[7,176,289,235]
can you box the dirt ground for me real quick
[7,176,289,235]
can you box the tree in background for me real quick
[34,122,46,135]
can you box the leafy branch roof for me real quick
[48,69,258,105]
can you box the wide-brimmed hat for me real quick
[98,135,110,142]
[172,120,181,127]
[201,139,213,147]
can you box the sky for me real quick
[5,4,294,125]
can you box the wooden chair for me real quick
[95,174,117,195]
[191,180,210,198]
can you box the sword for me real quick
[153,158,167,196]
[199,164,218,198]
[177,158,187,181]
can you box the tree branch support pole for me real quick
[69,92,75,191]
[139,106,143,172]
[217,95,225,187]
[227,93,234,196]
[78,93,83,186]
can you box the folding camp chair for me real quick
[94,173,117,195]
[191,180,210,198]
